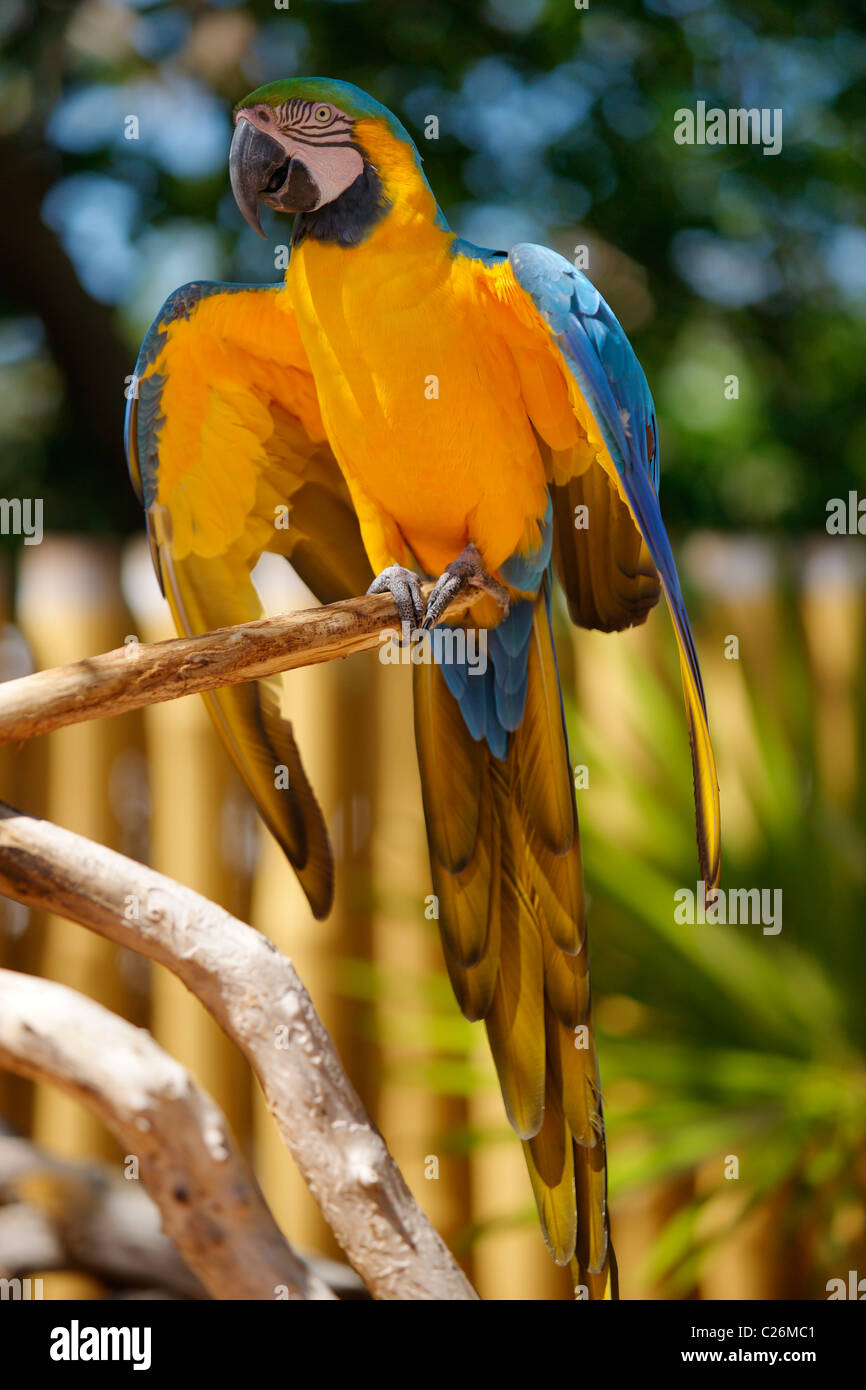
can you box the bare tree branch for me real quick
[0,1201,65,1275]
[0,1125,205,1297]
[0,1126,369,1298]
[0,969,336,1301]
[0,804,479,1300]
[0,582,492,745]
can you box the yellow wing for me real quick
[125,280,373,917]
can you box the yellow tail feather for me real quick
[414,585,615,1296]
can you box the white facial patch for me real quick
[287,140,364,208]
[237,101,365,210]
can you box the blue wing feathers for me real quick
[508,242,719,887]
[510,243,660,491]
[510,244,702,704]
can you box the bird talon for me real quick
[421,575,461,631]
[422,544,510,630]
[367,564,425,637]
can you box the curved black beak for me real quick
[230,118,320,238]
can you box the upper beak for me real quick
[230,118,285,238]
[230,116,320,238]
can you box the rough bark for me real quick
[0,1127,369,1298]
[0,970,336,1300]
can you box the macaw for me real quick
[125,78,720,1301]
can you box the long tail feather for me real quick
[414,583,615,1297]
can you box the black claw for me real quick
[422,575,461,631]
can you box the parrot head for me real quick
[230,77,428,244]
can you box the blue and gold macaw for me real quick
[125,79,720,1300]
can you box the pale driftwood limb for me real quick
[0,1126,368,1298]
[0,582,486,745]
[0,805,478,1300]
[0,1126,205,1297]
[0,1195,202,1297]
[0,1201,65,1274]
[0,969,335,1301]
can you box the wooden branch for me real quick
[0,1202,65,1275]
[0,1127,368,1298]
[0,805,478,1301]
[0,970,335,1301]
[0,582,484,745]
[0,1125,205,1297]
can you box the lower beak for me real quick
[230,119,320,237]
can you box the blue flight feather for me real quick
[508,242,707,721]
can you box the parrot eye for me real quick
[314,104,332,123]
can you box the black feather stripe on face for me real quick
[272,100,355,144]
